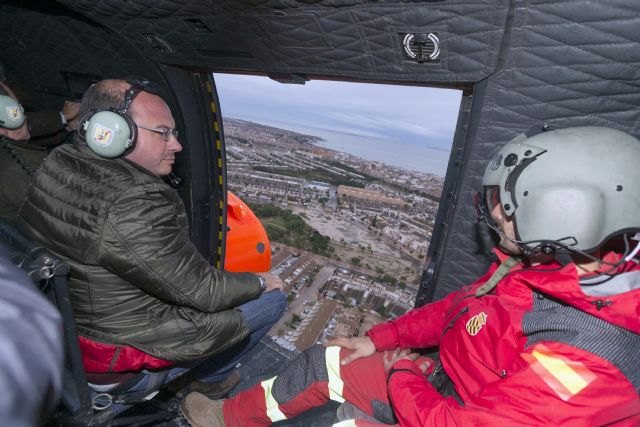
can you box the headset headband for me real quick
[118,83,144,115]
[81,77,163,158]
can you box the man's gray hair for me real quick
[77,80,128,121]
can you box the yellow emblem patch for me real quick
[7,106,22,121]
[92,125,114,146]
[465,312,487,336]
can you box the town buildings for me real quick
[225,118,444,351]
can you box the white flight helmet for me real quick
[482,126,640,254]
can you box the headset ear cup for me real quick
[0,94,25,130]
[83,110,136,158]
[120,113,137,156]
[77,110,94,140]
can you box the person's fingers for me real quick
[397,348,411,357]
[324,337,350,349]
[383,349,423,373]
[418,360,432,374]
[326,337,375,365]
[405,352,420,361]
[384,349,405,372]
[382,351,390,371]
[340,350,364,366]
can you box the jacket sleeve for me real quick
[98,185,263,313]
[26,111,65,139]
[367,268,497,351]
[386,342,640,427]
[367,288,469,351]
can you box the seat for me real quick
[0,218,178,426]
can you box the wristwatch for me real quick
[258,276,267,292]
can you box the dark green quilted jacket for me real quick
[17,142,262,362]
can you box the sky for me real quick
[214,73,462,153]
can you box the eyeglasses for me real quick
[137,125,179,141]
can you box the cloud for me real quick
[323,111,446,139]
[215,73,461,150]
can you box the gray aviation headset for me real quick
[0,93,25,130]
[0,84,32,176]
[0,62,26,130]
[479,126,640,257]
[77,82,144,158]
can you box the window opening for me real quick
[216,73,461,351]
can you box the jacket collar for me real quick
[493,248,640,334]
[74,139,166,183]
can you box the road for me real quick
[269,264,336,336]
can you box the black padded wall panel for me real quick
[56,0,509,84]
[430,0,640,300]
[0,3,162,110]
[2,0,640,304]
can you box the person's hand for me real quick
[383,348,421,373]
[257,272,284,292]
[324,336,376,366]
[416,357,433,374]
[62,100,80,131]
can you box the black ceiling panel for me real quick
[2,0,640,302]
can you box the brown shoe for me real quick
[173,369,241,399]
[180,392,226,427]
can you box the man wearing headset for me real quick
[181,127,639,426]
[0,63,79,223]
[17,79,286,398]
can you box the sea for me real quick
[252,120,451,177]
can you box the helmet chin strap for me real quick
[474,190,638,266]
[624,233,640,262]
[480,212,640,274]
[481,216,550,258]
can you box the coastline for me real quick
[225,117,449,177]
